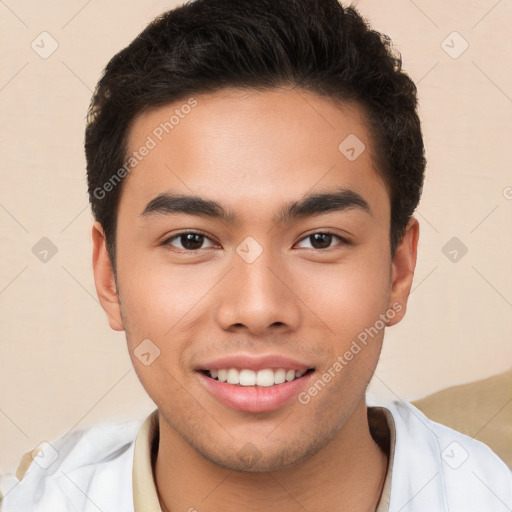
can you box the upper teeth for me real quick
[209,368,305,387]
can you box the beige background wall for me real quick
[1,0,511,474]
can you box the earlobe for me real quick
[91,222,124,332]
[387,217,419,326]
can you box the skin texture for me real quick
[92,87,419,511]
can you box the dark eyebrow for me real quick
[140,187,370,225]
[140,193,238,224]
[274,187,370,225]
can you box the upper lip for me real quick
[196,353,314,372]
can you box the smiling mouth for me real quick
[202,368,315,387]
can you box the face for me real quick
[93,87,418,472]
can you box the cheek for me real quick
[116,250,208,343]
[116,258,202,402]
[294,248,391,338]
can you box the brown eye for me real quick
[309,233,333,249]
[165,232,216,251]
[296,232,349,250]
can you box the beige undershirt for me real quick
[132,406,395,512]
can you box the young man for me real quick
[1,0,511,510]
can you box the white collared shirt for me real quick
[1,400,511,511]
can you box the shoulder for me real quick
[0,418,142,512]
[382,400,512,511]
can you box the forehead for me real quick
[120,88,389,220]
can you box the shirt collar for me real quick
[132,409,162,512]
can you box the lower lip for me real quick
[197,372,314,413]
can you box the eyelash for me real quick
[162,230,351,252]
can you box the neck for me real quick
[155,398,388,512]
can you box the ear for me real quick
[92,222,124,331]
[386,217,419,326]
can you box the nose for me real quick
[215,247,301,337]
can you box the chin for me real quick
[192,430,333,473]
